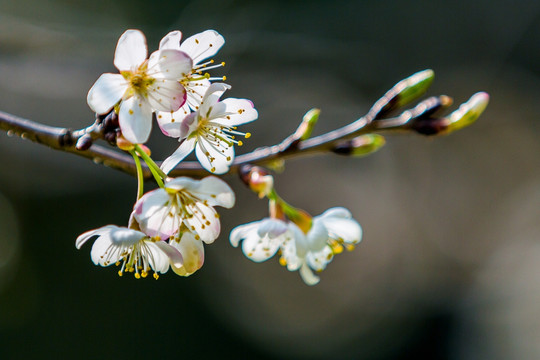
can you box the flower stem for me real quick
[134,144,166,187]
[129,150,144,199]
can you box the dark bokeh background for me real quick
[0,1,539,359]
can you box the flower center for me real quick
[122,65,155,97]
[111,240,160,280]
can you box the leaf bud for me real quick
[332,134,385,157]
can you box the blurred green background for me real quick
[0,0,539,359]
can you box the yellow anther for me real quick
[141,271,148,278]
[345,244,355,252]
[211,167,216,172]
[279,257,287,266]
[245,133,251,139]
[115,261,120,266]
[222,76,227,81]
[238,141,243,146]
[118,270,123,277]
[135,273,141,279]
[331,242,344,254]
[153,273,159,280]
[221,62,225,66]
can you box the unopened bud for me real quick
[75,134,93,151]
[116,135,134,151]
[239,165,274,198]
[369,69,435,120]
[294,108,320,141]
[445,92,489,133]
[333,134,385,157]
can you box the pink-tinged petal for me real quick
[133,188,169,218]
[160,137,197,175]
[75,225,118,249]
[159,31,182,50]
[170,233,204,276]
[142,206,181,239]
[209,98,258,126]
[114,30,148,71]
[179,30,225,64]
[195,137,234,175]
[148,49,193,80]
[87,74,128,114]
[156,109,189,138]
[147,78,186,112]
[317,207,362,244]
[154,241,184,268]
[118,95,153,144]
[199,83,231,118]
[184,202,220,243]
[299,262,320,286]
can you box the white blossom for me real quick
[87,29,192,144]
[160,83,258,174]
[133,176,235,243]
[230,207,362,285]
[155,30,227,137]
[75,225,183,279]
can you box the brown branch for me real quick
[0,70,462,179]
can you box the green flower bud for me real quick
[333,134,386,157]
[445,92,489,133]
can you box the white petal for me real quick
[90,234,117,266]
[317,207,362,244]
[154,240,184,268]
[210,98,258,126]
[118,95,153,144]
[299,262,320,286]
[159,31,182,50]
[147,78,186,112]
[241,230,284,263]
[306,218,329,252]
[114,29,147,71]
[195,137,234,175]
[148,49,193,80]
[160,137,197,174]
[87,74,128,114]
[230,221,260,247]
[110,227,146,246]
[179,30,225,64]
[257,218,289,238]
[75,225,117,249]
[185,78,211,110]
[306,246,333,271]
[184,202,220,243]
[170,233,204,276]
[288,223,308,258]
[199,83,231,118]
[144,241,171,273]
[166,176,235,208]
[281,235,302,271]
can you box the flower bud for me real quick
[116,135,135,151]
[75,134,93,151]
[445,92,489,134]
[239,165,274,198]
[332,134,385,157]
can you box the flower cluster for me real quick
[230,167,362,285]
[77,29,364,285]
[77,176,235,278]
[78,29,252,278]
